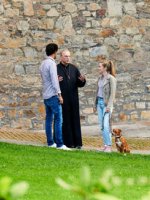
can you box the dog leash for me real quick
[101,111,113,135]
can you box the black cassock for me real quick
[57,62,86,148]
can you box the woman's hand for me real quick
[106,108,110,112]
[93,107,97,113]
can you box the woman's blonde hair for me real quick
[101,60,116,77]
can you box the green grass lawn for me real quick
[0,142,150,200]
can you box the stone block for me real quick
[133,35,142,41]
[77,3,86,10]
[142,70,150,78]
[0,38,27,49]
[124,3,137,15]
[12,0,23,2]
[0,111,5,119]
[46,19,54,29]
[0,5,4,14]
[96,9,106,18]
[110,18,121,27]
[5,8,19,17]
[139,28,146,35]
[25,65,39,75]
[23,47,37,58]
[107,0,122,17]
[78,4,86,11]
[11,118,32,129]
[123,103,135,110]
[82,11,91,17]
[54,37,65,45]
[56,15,73,29]
[134,50,150,62]
[30,40,48,51]
[49,0,62,3]
[141,111,150,119]
[111,50,131,61]
[104,37,118,46]
[38,21,47,30]
[42,5,51,10]
[89,46,108,57]
[99,29,115,38]
[130,112,139,120]
[35,5,46,16]
[136,102,146,109]
[47,8,59,16]
[147,19,150,27]
[136,2,145,8]
[119,34,132,44]
[23,110,36,118]
[87,3,100,11]
[32,120,44,130]
[8,109,17,119]
[126,28,139,35]
[17,21,30,32]
[138,19,148,27]
[117,73,131,82]
[0,63,14,76]
[143,30,150,42]
[64,3,77,13]
[119,44,135,49]
[13,49,24,57]
[101,18,110,27]
[87,114,98,124]
[14,64,25,75]
[38,104,45,115]
[24,0,34,16]
[119,113,128,121]
[91,20,100,27]
[83,107,93,114]
[72,16,86,28]
[71,35,84,44]
[85,22,91,28]
[122,16,138,28]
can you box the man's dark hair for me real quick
[46,43,58,56]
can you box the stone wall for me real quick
[0,0,150,130]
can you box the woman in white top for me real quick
[94,59,117,152]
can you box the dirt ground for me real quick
[0,128,150,151]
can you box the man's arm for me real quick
[76,68,86,88]
[107,76,117,110]
[49,62,61,93]
[49,62,63,103]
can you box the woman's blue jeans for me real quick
[97,97,112,146]
[44,96,63,147]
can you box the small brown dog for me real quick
[112,128,130,153]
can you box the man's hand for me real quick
[58,75,63,82]
[78,74,86,82]
[58,95,63,104]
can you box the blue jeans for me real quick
[44,96,63,147]
[97,97,112,146]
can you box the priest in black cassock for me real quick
[57,50,86,149]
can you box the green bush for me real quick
[0,177,29,200]
[56,166,150,200]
